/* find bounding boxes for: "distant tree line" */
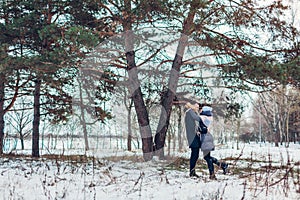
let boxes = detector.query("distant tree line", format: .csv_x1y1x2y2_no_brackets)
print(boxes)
0,0,299,159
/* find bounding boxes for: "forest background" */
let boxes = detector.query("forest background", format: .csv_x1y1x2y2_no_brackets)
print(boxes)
0,0,299,161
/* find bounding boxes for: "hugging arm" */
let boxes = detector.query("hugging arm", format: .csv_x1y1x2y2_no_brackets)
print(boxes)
187,109,201,122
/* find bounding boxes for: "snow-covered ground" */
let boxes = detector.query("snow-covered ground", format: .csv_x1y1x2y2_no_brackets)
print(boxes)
0,142,299,200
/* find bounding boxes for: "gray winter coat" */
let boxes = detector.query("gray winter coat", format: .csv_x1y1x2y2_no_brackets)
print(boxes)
185,108,201,148
199,113,215,155
201,133,215,152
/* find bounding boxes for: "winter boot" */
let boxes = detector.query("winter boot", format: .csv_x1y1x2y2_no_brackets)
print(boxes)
189,169,199,178
209,173,217,180
221,163,229,175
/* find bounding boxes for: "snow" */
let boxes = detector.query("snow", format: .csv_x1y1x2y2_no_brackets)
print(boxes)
0,141,299,200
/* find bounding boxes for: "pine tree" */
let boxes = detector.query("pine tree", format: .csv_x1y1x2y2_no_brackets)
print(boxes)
0,0,112,156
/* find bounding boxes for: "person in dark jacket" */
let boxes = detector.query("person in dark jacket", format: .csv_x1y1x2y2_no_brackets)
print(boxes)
184,102,202,177
200,106,228,180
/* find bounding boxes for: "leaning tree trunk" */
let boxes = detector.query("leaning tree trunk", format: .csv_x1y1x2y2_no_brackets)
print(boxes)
154,4,197,159
125,48,153,161
32,79,41,157
0,73,5,154
153,51,185,158
123,1,153,161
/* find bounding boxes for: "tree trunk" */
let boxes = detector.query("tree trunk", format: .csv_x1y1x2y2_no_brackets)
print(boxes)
274,131,280,147
78,78,89,151
32,79,41,157
127,99,133,151
0,73,4,154
122,0,153,161
236,119,241,150
274,123,280,147
286,108,290,147
177,105,183,152
154,5,197,159
167,131,171,156
82,118,89,151
272,97,279,147
21,135,24,150
125,49,153,161
154,34,189,159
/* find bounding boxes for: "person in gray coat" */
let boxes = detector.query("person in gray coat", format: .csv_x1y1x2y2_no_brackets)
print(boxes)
200,106,228,180
184,102,202,177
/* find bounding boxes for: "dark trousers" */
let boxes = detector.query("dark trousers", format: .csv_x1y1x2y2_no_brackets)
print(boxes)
204,152,220,175
190,147,200,172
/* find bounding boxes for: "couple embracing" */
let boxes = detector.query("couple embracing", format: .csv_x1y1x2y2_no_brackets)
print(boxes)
184,102,228,180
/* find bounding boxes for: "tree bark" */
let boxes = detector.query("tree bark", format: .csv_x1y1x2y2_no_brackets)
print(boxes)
123,0,153,161
154,53,185,158
0,73,4,154
154,5,197,159
32,79,41,157
125,49,153,161
127,99,133,151
236,119,241,150
177,105,183,152
21,135,24,150
78,77,89,151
